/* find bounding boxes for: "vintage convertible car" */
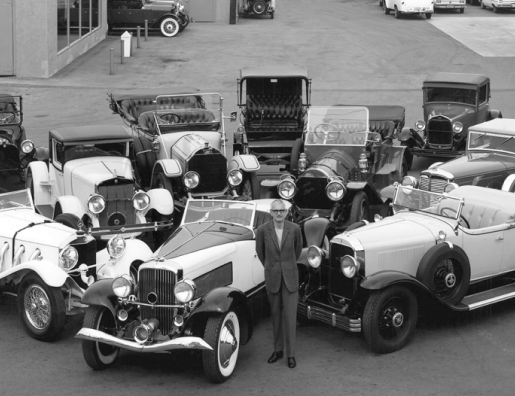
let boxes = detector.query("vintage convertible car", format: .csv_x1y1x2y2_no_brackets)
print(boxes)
26,125,174,243
399,73,502,167
106,0,188,36
109,89,261,220
300,184,515,353
234,66,311,179
382,0,434,18
1,94,48,193
275,105,406,232
406,118,515,194
75,199,277,383
240,0,275,18
0,189,144,340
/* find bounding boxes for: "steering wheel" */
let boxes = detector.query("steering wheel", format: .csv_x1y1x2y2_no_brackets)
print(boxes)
223,217,250,226
313,123,340,142
157,113,181,125
440,207,470,229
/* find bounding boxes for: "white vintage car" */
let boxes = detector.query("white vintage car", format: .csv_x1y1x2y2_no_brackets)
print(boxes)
480,0,515,12
0,189,149,340
26,125,174,243
433,0,466,13
300,184,515,353
75,199,282,383
381,0,434,18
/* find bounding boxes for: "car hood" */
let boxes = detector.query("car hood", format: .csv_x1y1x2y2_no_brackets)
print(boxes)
65,157,133,190
0,209,76,248
433,152,515,179
426,103,475,123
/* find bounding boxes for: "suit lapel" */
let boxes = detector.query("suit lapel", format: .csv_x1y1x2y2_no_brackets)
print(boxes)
268,222,280,253
280,223,290,250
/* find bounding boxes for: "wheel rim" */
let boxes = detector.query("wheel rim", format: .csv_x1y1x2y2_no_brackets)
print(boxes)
253,2,265,13
378,295,410,340
163,20,178,35
218,312,240,374
433,258,462,300
24,285,51,330
96,309,119,364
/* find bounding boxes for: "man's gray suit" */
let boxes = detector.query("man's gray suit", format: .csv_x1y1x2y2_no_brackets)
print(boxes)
255,220,302,357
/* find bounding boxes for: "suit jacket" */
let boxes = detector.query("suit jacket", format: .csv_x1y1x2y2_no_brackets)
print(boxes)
255,220,302,293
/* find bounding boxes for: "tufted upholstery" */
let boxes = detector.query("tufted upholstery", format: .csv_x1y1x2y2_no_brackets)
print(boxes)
460,205,512,230
138,109,216,134
244,95,304,131
369,120,395,139
121,96,202,122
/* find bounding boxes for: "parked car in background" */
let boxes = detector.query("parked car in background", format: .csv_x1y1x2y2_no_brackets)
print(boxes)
109,89,261,222
1,94,49,193
275,105,406,233
405,118,515,194
240,0,275,18
434,0,466,13
480,0,515,13
234,66,311,180
76,199,278,383
26,125,174,244
399,73,502,168
382,0,434,18
300,184,515,353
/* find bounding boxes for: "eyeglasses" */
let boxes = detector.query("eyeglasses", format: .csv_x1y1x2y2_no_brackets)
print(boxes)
271,209,287,214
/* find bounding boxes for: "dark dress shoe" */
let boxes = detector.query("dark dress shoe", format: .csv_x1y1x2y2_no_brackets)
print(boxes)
287,357,296,369
267,351,283,363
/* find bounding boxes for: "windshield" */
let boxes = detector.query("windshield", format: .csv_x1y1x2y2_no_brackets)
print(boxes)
0,95,21,125
182,200,256,228
62,141,130,162
468,131,515,156
306,106,369,146
0,189,34,212
393,186,463,221
426,87,476,105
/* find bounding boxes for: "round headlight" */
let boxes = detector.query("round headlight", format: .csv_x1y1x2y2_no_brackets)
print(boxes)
326,180,346,201
21,140,35,154
341,255,359,278
444,182,459,193
227,169,243,187
402,176,419,189
307,246,323,269
107,235,126,259
183,171,200,189
112,275,132,298
278,179,297,200
414,120,426,131
133,191,150,211
88,194,106,214
59,245,78,270
452,122,463,134
174,279,197,303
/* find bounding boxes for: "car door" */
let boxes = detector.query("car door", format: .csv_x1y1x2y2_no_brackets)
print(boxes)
462,227,504,280
477,83,489,123
501,222,515,272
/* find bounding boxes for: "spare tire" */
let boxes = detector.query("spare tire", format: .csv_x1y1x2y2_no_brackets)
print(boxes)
54,213,81,230
132,136,155,188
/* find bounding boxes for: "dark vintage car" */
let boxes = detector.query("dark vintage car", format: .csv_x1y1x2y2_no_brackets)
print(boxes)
240,0,275,18
234,66,311,179
275,105,406,233
106,0,188,36
398,73,502,168
1,94,48,193
404,118,515,194
300,184,515,353
76,199,276,383
109,89,261,222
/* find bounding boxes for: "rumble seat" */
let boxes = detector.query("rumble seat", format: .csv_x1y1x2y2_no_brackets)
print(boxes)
244,94,305,132
120,96,201,123
138,109,217,134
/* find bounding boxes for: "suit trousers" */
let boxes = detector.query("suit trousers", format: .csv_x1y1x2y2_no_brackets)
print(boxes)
268,275,298,357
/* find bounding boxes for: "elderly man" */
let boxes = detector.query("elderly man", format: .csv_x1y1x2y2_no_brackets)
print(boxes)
255,199,302,369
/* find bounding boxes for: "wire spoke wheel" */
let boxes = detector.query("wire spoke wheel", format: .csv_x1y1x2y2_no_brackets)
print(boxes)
24,285,51,330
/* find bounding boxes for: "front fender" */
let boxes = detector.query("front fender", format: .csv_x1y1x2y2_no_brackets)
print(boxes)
228,154,260,172
56,195,86,218
28,161,52,207
302,217,331,247
360,270,423,291
80,278,117,317
3,260,68,287
96,239,153,280
144,188,174,216
487,109,502,121
154,159,182,178
191,287,249,316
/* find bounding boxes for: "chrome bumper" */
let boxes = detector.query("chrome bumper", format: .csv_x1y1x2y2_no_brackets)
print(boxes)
298,302,362,332
75,328,213,352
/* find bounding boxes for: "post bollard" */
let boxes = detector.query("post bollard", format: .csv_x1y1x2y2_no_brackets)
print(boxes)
110,48,114,75
121,39,124,64
144,20,148,41
131,32,134,54
137,26,141,48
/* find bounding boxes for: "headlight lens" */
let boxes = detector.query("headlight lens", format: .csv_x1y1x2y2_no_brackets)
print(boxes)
59,245,78,270
21,140,35,154
307,246,323,269
277,179,297,199
414,120,426,131
452,122,463,134
183,171,200,189
112,275,132,298
341,255,359,278
326,180,346,201
174,279,197,303
227,169,243,187
402,176,419,189
88,194,106,214
107,235,126,259
133,191,150,211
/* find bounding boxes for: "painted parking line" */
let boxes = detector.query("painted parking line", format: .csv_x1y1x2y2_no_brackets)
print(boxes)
429,17,515,57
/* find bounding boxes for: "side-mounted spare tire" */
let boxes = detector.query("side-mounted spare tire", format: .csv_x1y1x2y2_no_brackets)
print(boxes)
132,136,156,189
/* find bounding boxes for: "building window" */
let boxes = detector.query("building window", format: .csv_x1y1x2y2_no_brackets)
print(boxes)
58,0,100,53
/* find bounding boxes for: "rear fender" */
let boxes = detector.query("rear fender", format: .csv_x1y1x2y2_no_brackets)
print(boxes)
28,161,52,207
228,155,260,172
80,278,117,317
144,188,174,216
56,195,86,218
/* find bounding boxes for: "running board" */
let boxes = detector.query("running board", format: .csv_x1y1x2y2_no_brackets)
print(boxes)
458,283,515,311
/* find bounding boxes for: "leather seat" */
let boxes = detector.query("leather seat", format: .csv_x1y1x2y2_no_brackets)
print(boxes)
138,109,216,133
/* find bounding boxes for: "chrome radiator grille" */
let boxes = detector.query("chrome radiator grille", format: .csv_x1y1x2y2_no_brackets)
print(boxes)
97,181,135,227
419,175,448,193
427,117,453,146
139,268,177,335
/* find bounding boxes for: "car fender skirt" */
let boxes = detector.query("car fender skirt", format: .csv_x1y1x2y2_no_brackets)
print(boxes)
75,328,213,352
360,270,424,291
81,278,117,317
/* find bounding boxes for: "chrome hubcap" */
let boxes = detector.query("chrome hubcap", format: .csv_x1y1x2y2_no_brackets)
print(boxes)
392,312,404,328
445,273,456,288
219,320,238,368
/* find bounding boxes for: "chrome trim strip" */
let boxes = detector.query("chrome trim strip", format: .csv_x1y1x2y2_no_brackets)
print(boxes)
0,242,9,272
467,291,515,310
